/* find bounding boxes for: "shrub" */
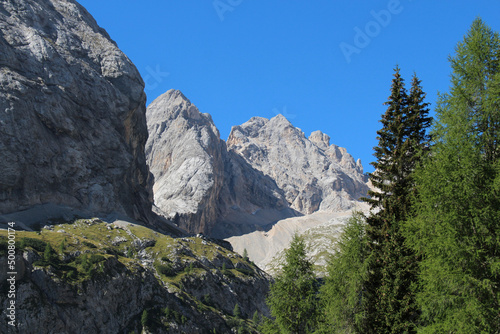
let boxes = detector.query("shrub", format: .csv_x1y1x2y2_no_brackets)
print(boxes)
19,237,47,252
227,318,241,328
203,294,213,306
141,309,149,328
82,241,97,249
163,307,172,319
233,304,242,319
184,262,194,274
236,268,253,276
155,263,175,277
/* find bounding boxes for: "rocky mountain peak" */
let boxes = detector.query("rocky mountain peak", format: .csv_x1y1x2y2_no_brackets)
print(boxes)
146,91,293,235
147,90,369,235
270,113,292,125
227,116,267,143
146,90,224,233
228,114,368,214
149,89,215,126
227,114,305,152
309,130,331,150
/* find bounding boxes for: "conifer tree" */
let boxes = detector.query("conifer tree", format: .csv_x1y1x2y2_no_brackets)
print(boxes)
318,212,368,333
405,18,500,333
43,243,55,263
362,66,431,333
252,310,260,325
233,303,242,319
141,309,149,329
264,233,319,334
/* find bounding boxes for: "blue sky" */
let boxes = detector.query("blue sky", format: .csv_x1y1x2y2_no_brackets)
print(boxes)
78,0,500,173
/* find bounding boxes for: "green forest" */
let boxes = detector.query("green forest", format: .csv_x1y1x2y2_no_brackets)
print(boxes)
259,18,500,334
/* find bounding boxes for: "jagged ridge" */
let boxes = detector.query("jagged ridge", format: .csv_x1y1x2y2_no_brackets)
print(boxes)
146,90,369,237
228,115,368,214
146,90,298,237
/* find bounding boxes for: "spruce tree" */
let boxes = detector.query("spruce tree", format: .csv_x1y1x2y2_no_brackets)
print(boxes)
362,66,431,333
405,18,500,333
264,233,319,334
252,310,260,325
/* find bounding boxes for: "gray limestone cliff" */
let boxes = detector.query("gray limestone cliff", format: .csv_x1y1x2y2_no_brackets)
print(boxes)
146,90,295,236
0,0,152,222
0,1,274,333
227,115,368,214
146,90,368,236
146,90,225,233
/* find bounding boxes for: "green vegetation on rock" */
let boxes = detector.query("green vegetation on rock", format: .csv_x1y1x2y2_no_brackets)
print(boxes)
0,218,268,333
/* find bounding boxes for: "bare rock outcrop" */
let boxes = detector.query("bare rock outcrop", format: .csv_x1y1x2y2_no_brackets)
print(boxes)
0,0,151,221
227,115,368,214
146,90,226,233
146,90,294,235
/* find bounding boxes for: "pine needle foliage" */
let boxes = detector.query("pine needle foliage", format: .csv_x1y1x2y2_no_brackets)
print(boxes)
318,212,369,333
264,233,319,334
362,66,432,333
405,17,500,333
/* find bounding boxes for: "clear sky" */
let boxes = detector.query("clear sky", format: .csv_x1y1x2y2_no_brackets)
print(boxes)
78,0,500,173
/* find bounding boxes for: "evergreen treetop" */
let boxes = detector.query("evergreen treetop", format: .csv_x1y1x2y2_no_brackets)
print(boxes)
264,233,319,334
405,17,500,333
361,66,431,334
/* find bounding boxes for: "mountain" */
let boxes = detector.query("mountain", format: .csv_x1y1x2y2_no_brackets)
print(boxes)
146,90,297,237
0,0,371,331
0,0,151,224
145,90,227,233
0,1,270,332
227,115,368,214
145,91,371,274
146,90,369,238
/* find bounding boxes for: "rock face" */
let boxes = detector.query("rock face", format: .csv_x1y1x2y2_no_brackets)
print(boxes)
227,115,368,214
146,90,226,233
0,220,270,333
0,0,151,221
147,90,369,236
146,90,295,235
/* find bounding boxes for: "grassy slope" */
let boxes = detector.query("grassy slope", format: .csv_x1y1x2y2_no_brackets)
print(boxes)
0,218,262,332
